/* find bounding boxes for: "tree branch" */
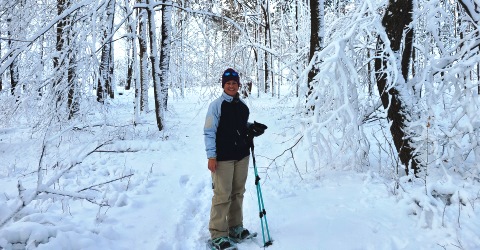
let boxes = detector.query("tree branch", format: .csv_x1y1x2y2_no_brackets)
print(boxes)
77,174,134,192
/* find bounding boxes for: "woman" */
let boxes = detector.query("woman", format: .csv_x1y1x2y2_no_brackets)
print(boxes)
204,68,266,250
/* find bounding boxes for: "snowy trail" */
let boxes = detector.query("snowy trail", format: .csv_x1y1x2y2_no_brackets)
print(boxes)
108,97,428,250
171,175,211,250
116,164,429,250
106,96,433,250
4,92,478,250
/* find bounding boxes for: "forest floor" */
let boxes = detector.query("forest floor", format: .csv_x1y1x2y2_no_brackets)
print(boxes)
1,88,479,250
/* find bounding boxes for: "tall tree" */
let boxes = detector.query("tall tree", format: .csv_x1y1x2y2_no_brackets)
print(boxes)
159,0,172,112
54,0,68,91
122,0,141,124
261,0,273,94
0,29,2,92
374,0,419,175
137,0,149,112
7,13,19,98
123,0,135,91
54,0,78,119
97,0,116,102
457,0,480,71
307,0,324,99
6,0,26,99
145,0,165,131
67,43,78,119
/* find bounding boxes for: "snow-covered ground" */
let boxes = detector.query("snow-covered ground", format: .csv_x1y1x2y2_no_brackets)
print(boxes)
1,88,479,250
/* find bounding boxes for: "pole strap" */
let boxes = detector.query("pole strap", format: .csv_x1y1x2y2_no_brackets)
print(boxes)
255,175,260,185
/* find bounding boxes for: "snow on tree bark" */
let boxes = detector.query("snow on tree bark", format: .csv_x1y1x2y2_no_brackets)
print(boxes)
159,0,172,112
457,0,480,23
124,3,135,91
97,0,116,103
307,0,324,100
138,0,149,113
145,0,165,131
375,0,420,175
54,0,78,119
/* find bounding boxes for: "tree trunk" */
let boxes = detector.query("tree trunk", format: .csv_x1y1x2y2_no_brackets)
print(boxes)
54,0,73,112
411,37,417,96
9,54,19,98
54,0,67,77
124,0,134,91
0,28,2,92
125,17,133,91
145,0,164,131
106,0,115,99
180,0,186,98
53,0,78,119
367,47,373,95
307,0,324,100
262,3,270,94
132,8,141,125
295,0,299,97
138,0,149,112
253,12,260,97
159,1,171,111
126,50,134,91
7,17,19,98
268,5,274,97
97,0,116,102
374,0,419,175
67,50,77,119
37,34,46,97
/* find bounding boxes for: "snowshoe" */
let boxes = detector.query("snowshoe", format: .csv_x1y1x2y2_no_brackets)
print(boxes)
228,226,258,243
206,236,238,250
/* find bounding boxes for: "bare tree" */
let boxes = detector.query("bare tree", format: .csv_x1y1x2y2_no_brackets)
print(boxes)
0,36,2,92
137,0,149,112
159,0,172,112
374,0,419,175
457,0,480,23
145,0,165,131
54,0,79,119
123,0,135,91
307,0,325,101
97,0,116,102
7,14,19,98
261,0,273,94
0,1,28,98
0,22,2,92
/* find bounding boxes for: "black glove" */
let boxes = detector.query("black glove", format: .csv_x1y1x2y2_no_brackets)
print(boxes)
248,121,268,137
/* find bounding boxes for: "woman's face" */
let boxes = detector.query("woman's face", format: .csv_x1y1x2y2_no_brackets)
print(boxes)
223,80,239,97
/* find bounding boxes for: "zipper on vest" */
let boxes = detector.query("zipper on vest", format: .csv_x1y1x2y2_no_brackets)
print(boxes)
235,130,240,145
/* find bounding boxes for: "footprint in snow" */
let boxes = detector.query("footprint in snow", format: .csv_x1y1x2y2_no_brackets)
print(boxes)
174,178,211,248
179,174,190,186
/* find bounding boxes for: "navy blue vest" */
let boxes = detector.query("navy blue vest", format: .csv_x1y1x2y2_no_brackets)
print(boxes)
216,98,250,161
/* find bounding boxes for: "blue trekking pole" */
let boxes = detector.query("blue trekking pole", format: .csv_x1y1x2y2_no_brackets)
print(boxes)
250,139,273,247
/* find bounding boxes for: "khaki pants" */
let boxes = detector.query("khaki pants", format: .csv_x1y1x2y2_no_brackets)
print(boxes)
209,156,249,239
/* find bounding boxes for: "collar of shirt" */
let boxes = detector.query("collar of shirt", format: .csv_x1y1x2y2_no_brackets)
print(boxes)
222,91,240,103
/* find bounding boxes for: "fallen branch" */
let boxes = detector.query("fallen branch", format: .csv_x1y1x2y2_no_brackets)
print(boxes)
0,140,112,229
94,149,140,153
78,174,134,192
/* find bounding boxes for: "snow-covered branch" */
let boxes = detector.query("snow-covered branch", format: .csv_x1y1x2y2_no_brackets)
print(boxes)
0,139,113,229
0,1,91,75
